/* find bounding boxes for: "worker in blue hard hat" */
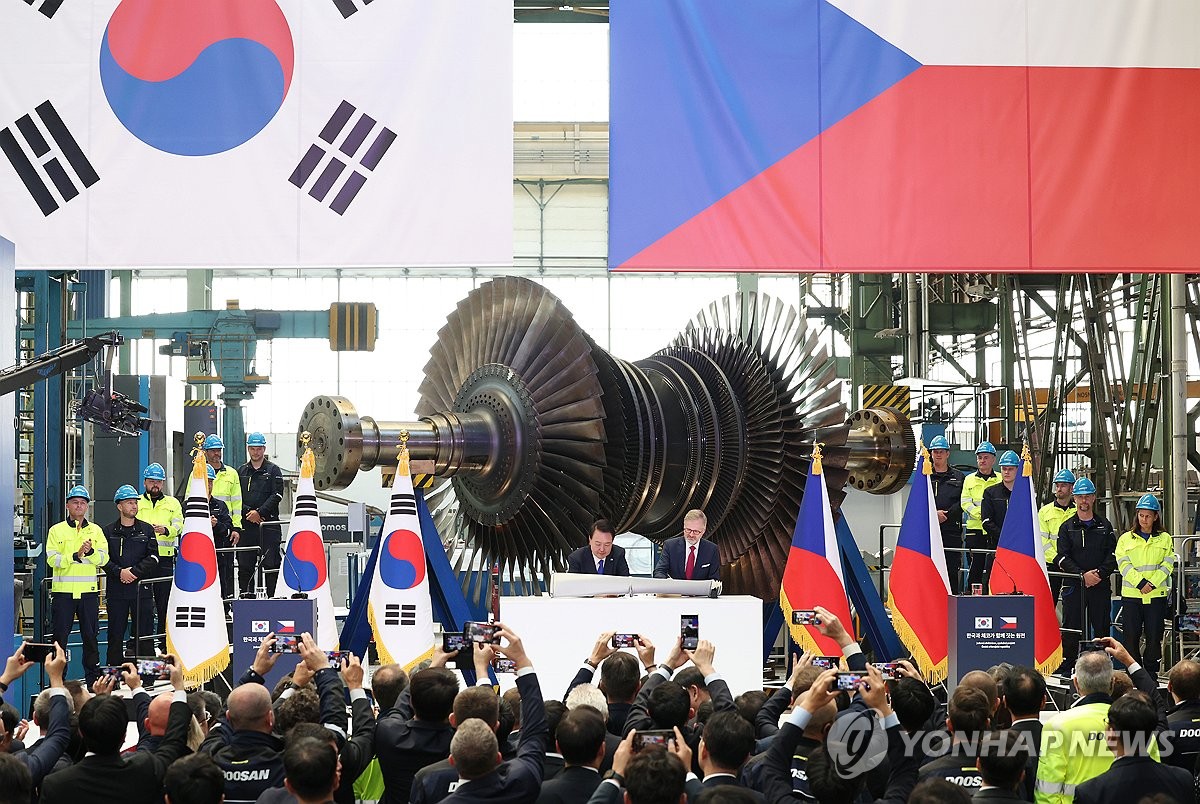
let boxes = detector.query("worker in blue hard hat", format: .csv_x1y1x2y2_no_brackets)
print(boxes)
46,485,108,685
237,432,285,597
961,440,1001,592
1038,469,1077,603
978,450,1021,592
138,462,183,641
1115,494,1173,674
1054,476,1117,665
203,435,241,601
928,435,966,594
102,484,158,664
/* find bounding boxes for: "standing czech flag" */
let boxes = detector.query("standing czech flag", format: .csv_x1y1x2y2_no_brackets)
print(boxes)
166,437,230,685
990,445,1063,673
277,438,339,650
780,444,854,656
888,446,951,682
368,439,435,670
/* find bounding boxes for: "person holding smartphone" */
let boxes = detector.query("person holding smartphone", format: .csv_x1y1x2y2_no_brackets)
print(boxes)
1115,494,1174,675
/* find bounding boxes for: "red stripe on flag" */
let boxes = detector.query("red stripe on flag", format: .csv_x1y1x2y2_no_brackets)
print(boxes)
781,546,853,656
991,547,1059,668
888,545,949,665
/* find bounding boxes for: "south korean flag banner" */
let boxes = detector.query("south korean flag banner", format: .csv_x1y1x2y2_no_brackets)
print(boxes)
368,446,434,671
166,444,230,685
277,444,339,650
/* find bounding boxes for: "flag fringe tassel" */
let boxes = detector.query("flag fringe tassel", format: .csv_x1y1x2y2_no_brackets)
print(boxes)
166,636,230,687
1037,642,1064,677
368,602,434,671
886,595,948,685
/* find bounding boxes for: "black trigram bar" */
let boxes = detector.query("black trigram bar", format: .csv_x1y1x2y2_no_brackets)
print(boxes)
390,492,417,516
384,603,400,627
331,0,373,20
294,496,319,517
24,0,67,19
0,100,98,216
185,499,210,518
174,606,205,628
400,604,416,626
288,100,395,215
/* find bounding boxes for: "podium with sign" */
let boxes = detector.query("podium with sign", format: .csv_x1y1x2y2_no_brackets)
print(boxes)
233,598,316,690
948,595,1035,684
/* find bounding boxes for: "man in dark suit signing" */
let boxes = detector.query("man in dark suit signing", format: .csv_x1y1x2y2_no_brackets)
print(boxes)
566,519,630,576
653,509,721,581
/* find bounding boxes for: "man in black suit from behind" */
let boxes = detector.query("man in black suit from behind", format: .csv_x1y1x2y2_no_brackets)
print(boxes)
653,509,721,581
40,654,193,804
697,711,764,800
566,520,630,577
1001,665,1045,801
1075,691,1193,804
537,706,607,803
972,730,1029,801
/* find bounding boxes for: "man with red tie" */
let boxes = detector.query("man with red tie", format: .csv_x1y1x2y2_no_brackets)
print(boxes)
652,509,721,581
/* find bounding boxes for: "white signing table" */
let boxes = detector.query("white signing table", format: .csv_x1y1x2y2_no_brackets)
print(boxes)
499,595,763,695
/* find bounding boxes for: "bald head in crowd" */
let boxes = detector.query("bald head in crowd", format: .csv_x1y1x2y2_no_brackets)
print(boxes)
146,694,173,737
227,683,273,733
1168,659,1200,703
959,670,999,714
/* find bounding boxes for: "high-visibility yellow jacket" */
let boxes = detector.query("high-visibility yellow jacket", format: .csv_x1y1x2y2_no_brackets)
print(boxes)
1038,501,1075,564
1115,529,1174,601
46,518,108,597
210,464,242,529
137,493,183,557
961,471,1000,533
1036,699,1160,804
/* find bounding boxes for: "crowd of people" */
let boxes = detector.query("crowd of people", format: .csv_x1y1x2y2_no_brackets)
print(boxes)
931,438,1177,674
4,604,1200,804
38,432,285,686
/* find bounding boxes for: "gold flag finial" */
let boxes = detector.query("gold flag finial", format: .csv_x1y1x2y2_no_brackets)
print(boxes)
299,431,315,479
191,433,208,479
810,442,824,475
397,429,410,475
919,442,932,476
1020,441,1033,477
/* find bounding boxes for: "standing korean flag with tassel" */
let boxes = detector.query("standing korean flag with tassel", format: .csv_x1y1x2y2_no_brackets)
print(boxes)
368,431,435,670
277,432,339,650
165,434,230,685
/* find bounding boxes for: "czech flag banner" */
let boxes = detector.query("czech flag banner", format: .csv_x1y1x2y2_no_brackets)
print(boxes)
887,446,950,683
780,445,853,656
368,445,434,670
990,445,1062,674
165,444,230,685
277,444,338,650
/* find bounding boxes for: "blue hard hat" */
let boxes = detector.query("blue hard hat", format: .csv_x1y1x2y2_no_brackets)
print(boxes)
975,441,997,455
206,464,217,480
1072,477,1096,495
929,435,951,451
114,484,140,502
1136,494,1161,512
246,432,267,447
202,434,224,450
66,485,90,502
1052,469,1076,485
997,450,1020,468
142,463,166,481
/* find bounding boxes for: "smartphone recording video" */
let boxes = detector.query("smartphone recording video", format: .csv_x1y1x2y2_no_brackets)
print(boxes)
836,672,865,691
269,635,301,654
612,633,639,649
443,633,469,653
680,615,699,650
22,643,55,663
810,656,841,671
871,662,900,680
1177,614,1200,633
791,609,820,626
633,730,673,752
465,621,501,644
136,659,172,680
493,658,518,673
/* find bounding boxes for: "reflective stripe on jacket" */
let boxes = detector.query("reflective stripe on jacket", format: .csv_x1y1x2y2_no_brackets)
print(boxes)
1115,529,1174,601
961,471,1000,532
1038,502,1075,564
46,519,108,597
210,465,242,529
138,493,183,557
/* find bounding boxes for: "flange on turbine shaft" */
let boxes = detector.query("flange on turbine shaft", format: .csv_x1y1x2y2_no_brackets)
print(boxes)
298,277,915,600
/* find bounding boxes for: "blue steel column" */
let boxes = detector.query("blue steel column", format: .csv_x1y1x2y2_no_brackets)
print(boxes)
30,272,65,642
